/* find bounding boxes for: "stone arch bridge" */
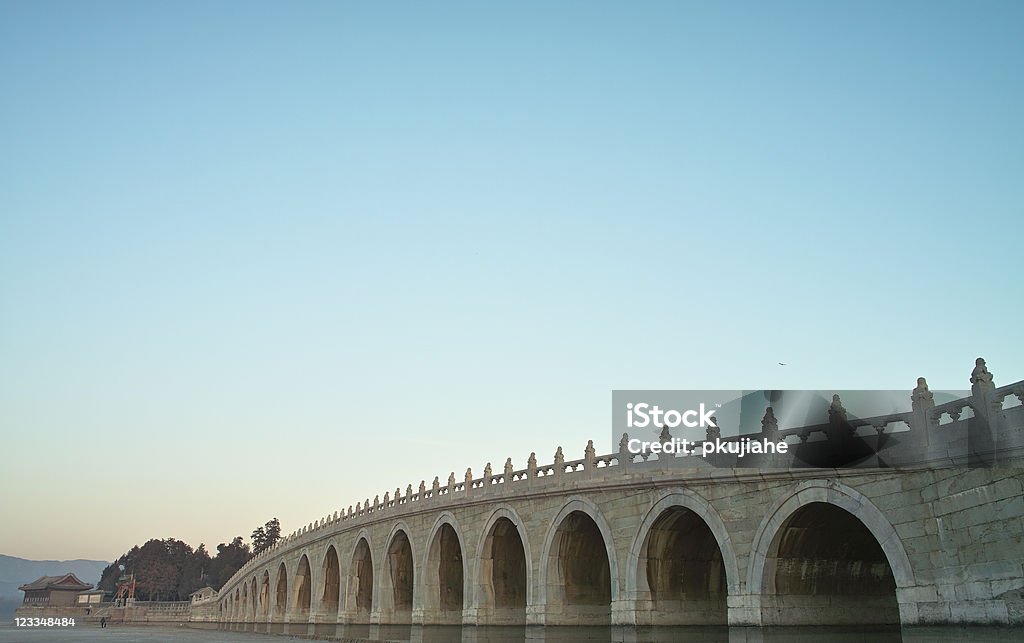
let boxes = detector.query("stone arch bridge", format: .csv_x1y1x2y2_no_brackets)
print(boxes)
217,361,1024,627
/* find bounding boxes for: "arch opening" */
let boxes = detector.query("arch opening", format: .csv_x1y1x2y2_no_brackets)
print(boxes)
259,571,270,619
320,546,341,621
250,578,257,620
637,506,726,625
295,555,312,617
425,522,464,623
274,563,287,620
480,516,527,624
386,530,414,621
348,537,374,621
547,510,611,625
762,501,898,625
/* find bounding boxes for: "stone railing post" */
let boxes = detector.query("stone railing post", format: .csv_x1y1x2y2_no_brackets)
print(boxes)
527,452,537,484
827,393,849,442
761,406,778,440
553,447,564,478
760,406,783,466
658,425,672,451
464,468,473,497
911,377,934,445
971,356,996,400
619,432,632,470
447,472,456,495
706,423,720,441
483,462,492,488
971,357,998,419
969,357,999,463
584,439,596,478
431,476,440,497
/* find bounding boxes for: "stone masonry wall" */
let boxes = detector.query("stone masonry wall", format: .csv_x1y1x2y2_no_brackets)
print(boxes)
217,464,1024,626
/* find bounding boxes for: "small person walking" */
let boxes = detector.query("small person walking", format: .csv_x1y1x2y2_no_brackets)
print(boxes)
100,616,107,628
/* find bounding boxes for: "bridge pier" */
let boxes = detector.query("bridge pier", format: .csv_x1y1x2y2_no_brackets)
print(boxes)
525,603,545,626
610,598,635,626
726,593,762,626
460,606,480,626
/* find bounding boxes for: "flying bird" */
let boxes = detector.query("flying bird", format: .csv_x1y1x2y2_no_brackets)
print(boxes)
778,362,787,366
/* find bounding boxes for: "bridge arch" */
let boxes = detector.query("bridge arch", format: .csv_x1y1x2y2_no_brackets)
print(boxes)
474,505,532,624
344,529,374,622
259,570,271,619
250,576,258,620
291,552,313,620
747,479,915,625
379,521,417,623
538,496,619,625
318,543,342,622
242,581,250,621
626,489,737,625
421,512,468,624
273,561,288,620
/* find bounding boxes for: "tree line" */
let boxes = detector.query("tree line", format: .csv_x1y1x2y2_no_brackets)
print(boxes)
97,518,281,601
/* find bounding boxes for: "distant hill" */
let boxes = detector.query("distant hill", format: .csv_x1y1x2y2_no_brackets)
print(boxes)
0,554,108,599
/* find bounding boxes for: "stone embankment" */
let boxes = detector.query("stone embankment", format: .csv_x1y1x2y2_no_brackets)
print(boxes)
15,601,193,625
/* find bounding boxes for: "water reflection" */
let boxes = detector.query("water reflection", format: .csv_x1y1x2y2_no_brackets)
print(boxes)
204,622,1020,642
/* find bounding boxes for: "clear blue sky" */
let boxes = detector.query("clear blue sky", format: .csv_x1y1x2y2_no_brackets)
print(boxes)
1,1,1021,561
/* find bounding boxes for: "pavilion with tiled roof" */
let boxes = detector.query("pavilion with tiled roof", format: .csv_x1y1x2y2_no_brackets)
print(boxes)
19,573,93,607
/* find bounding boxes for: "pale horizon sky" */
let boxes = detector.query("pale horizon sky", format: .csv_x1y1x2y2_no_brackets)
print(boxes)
1,1,1022,562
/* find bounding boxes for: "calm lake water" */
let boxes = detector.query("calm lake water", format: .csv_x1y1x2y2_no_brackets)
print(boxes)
1,623,1023,643
2,622,1024,643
